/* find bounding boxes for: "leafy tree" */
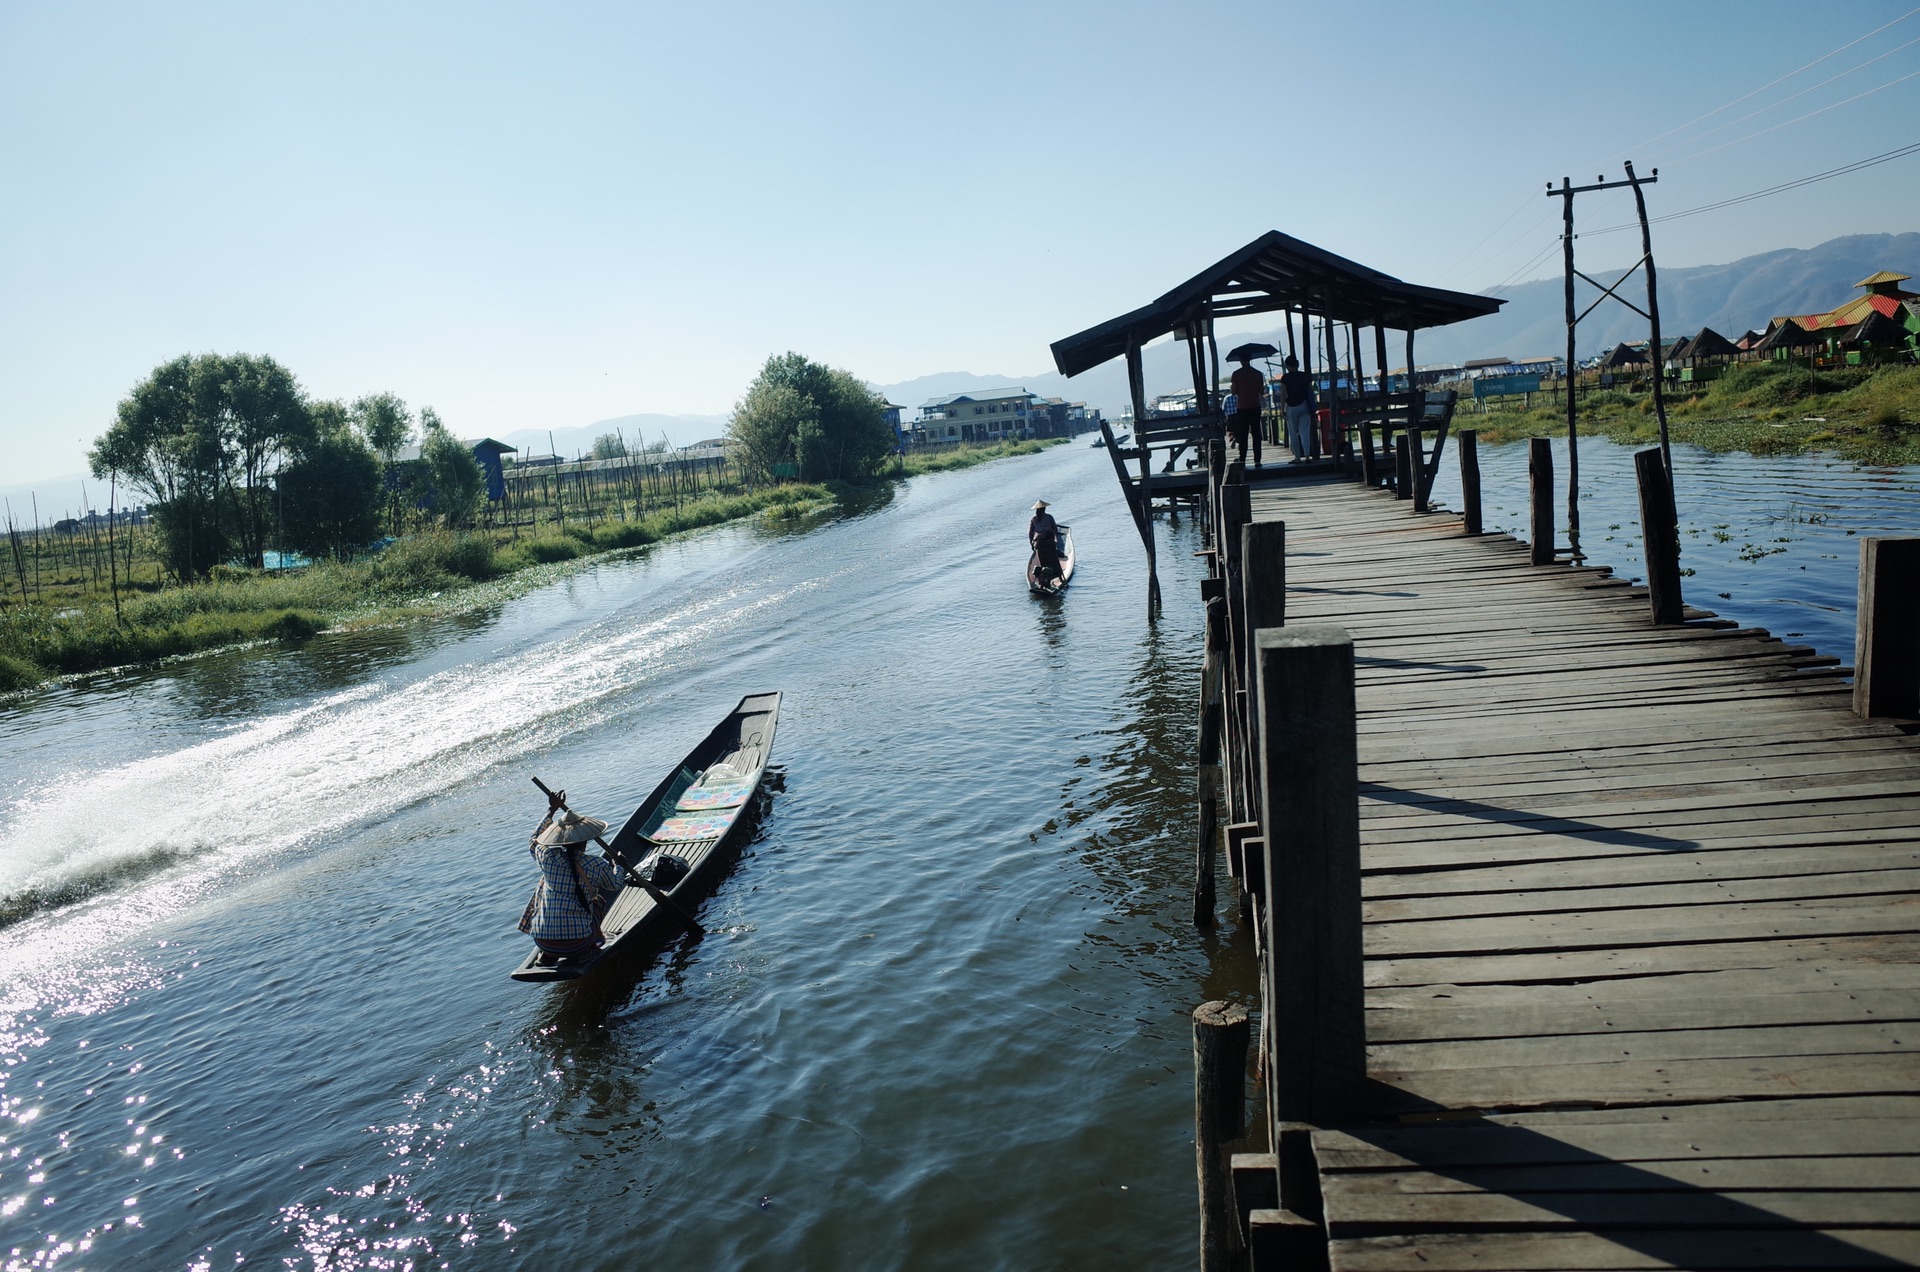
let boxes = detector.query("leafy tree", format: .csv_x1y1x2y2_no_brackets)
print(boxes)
420,423,485,529
727,352,892,482
92,355,236,580
220,354,314,568
592,432,628,460
352,392,413,462
278,402,381,559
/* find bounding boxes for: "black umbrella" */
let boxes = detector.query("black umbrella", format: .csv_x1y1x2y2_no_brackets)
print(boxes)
1225,341,1279,362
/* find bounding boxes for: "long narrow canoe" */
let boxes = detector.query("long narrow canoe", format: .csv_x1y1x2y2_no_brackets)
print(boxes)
510,691,782,982
1027,524,1074,596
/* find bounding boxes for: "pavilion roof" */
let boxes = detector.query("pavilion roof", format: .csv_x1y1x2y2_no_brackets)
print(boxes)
1049,231,1503,378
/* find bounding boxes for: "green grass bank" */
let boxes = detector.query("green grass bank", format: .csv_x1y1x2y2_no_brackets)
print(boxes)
1458,362,1920,465
0,438,1063,694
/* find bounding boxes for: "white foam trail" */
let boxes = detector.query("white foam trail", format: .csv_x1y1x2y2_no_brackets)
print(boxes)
0,580,794,983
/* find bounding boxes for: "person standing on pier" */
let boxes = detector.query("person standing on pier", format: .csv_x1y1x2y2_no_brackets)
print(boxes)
1229,354,1265,467
1029,500,1062,580
1279,355,1317,462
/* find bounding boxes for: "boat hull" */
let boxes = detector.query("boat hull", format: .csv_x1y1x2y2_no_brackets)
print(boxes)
1027,525,1074,596
509,691,782,983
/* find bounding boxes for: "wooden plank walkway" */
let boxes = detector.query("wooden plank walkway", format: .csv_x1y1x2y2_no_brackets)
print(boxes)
1244,468,1920,1270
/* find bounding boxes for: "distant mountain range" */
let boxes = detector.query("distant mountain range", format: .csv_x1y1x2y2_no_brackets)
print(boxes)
870,232,1920,418
493,412,730,460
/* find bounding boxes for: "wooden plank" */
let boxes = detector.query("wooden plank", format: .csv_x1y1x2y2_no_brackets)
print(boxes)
1366,894,1920,958
1367,1050,1920,1111
1365,844,1920,901
1325,1154,1920,1193
1371,1020,1919,1071
1328,1228,1920,1270
1366,932,1920,989
1368,987,1920,1043
1364,868,1920,923
1324,1187,1920,1231
1313,1117,1920,1167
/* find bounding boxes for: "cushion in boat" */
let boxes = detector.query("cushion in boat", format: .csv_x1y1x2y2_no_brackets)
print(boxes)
649,812,736,842
674,779,756,811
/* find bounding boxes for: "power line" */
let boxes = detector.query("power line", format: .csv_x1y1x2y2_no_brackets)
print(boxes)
1674,67,1920,162
1582,140,1920,237
1649,34,1920,158
1615,5,1920,159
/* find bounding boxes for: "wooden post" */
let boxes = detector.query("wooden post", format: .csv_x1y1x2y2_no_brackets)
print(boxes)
1242,520,1286,834
1220,484,1253,822
1854,537,1920,719
1634,447,1684,624
1393,433,1413,501
1528,437,1554,566
1458,429,1482,535
1194,1000,1250,1272
1254,625,1365,1128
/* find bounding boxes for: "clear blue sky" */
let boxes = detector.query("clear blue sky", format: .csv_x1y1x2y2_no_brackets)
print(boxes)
3,0,1916,484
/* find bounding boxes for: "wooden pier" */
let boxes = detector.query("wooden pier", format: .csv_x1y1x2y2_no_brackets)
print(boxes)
1205,461,1920,1271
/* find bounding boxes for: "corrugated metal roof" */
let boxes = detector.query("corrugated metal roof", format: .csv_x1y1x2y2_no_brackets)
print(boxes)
1049,231,1502,379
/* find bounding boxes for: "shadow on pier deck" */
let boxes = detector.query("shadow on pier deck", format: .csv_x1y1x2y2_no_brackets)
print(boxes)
1207,461,1920,1271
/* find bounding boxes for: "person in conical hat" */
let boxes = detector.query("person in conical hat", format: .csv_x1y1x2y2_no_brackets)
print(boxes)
1028,500,1061,579
518,807,623,958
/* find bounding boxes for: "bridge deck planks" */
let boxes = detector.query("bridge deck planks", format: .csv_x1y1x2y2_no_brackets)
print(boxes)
1244,472,1920,1271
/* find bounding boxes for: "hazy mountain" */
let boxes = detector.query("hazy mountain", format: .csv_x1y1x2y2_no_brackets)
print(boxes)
876,233,1920,417
494,412,729,460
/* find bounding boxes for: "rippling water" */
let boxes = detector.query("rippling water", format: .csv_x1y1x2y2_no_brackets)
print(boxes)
1427,435,1920,661
0,445,1257,1271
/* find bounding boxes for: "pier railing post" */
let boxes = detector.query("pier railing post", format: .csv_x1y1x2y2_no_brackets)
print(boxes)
1254,624,1365,1133
1193,1000,1250,1272
1241,521,1287,835
1528,437,1554,565
1855,537,1920,719
1458,429,1482,535
1220,483,1254,823
1633,448,1684,625
1393,433,1413,501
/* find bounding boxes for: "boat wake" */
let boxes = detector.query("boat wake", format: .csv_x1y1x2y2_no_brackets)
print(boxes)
0,578,796,974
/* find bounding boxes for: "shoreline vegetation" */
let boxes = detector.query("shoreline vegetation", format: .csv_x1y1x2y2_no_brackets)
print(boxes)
1454,362,1920,465
0,438,1063,695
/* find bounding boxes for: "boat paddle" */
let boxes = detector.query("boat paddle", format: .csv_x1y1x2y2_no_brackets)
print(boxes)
530,776,706,938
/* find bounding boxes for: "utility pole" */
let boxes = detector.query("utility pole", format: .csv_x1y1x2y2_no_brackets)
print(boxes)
1546,164,1665,564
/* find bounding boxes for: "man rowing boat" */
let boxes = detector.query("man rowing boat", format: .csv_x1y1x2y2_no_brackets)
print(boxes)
1029,499,1062,581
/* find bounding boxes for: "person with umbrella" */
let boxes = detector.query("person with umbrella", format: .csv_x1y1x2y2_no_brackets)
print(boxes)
1225,342,1275,467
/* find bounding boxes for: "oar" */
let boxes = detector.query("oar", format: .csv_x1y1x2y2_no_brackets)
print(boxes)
531,776,705,937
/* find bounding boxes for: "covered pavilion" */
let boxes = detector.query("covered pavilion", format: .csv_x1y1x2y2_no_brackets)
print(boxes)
1049,231,1502,614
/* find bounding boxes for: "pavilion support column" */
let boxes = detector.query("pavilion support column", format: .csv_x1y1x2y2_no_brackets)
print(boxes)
1127,338,1161,620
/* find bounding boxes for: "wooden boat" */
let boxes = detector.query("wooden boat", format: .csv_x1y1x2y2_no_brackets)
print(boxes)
1027,524,1074,596
510,691,782,982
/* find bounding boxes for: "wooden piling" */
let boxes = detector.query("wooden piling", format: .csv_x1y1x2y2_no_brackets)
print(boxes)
1633,447,1684,624
1393,433,1413,501
1528,437,1554,566
1458,428,1482,535
1253,625,1364,1127
1854,536,1920,719
1194,1000,1251,1272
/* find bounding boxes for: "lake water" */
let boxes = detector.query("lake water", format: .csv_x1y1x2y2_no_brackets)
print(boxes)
3,435,1913,1271
1425,434,1920,662
0,443,1253,1272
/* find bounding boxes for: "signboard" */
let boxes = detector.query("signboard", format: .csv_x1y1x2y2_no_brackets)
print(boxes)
1473,374,1542,399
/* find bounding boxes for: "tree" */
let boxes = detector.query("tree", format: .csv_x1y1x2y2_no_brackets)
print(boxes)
592,432,628,459
220,354,314,568
91,355,230,581
352,392,413,463
420,423,485,529
278,402,381,559
727,352,893,482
